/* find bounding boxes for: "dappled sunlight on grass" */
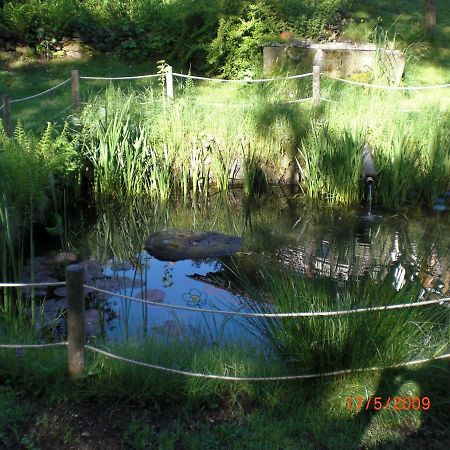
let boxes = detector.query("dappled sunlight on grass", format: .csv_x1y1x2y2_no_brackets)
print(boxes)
343,0,449,85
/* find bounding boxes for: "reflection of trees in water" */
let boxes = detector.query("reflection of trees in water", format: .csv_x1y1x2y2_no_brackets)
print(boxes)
275,208,449,295
84,190,449,295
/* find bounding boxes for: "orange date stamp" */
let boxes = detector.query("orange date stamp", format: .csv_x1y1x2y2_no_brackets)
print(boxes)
346,396,431,411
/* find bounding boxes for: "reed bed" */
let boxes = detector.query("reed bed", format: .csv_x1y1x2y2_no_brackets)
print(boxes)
79,85,307,200
77,82,449,208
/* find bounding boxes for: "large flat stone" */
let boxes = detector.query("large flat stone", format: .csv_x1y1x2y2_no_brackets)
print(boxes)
144,229,242,261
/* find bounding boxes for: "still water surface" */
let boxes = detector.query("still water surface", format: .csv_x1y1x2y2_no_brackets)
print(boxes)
77,189,448,344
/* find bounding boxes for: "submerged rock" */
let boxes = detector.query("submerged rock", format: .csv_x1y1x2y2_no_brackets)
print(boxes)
137,289,165,303
52,252,78,264
144,229,242,261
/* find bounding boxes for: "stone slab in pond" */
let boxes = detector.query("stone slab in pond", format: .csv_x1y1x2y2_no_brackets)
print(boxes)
144,229,242,261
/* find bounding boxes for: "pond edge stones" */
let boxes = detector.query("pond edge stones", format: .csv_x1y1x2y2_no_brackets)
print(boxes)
144,229,243,261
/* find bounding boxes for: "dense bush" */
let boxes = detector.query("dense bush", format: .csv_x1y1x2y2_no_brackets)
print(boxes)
0,0,350,73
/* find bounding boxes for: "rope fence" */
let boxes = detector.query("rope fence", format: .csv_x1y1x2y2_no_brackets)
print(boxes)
323,74,450,90
1,279,448,318
84,347,450,381
183,97,314,108
1,266,449,380
79,74,160,81
0,281,66,288
2,65,449,135
172,72,313,83
83,284,450,318
0,342,67,349
9,78,71,104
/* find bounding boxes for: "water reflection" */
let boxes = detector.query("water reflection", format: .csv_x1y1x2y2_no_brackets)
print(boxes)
83,189,449,344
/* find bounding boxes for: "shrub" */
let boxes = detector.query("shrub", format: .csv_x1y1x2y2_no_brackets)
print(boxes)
1,1,350,72
207,2,282,78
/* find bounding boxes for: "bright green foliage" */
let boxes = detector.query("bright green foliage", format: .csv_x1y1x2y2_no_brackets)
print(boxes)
208,2,282,78
239,267,448,373
0,121,79,218
0,121,79,292
79,85,297,200
299,124,364,205
1,0,351,71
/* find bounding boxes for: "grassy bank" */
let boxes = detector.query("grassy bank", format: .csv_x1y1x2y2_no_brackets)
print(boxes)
2,361,448,449
1,292,448,449
77,83,449,207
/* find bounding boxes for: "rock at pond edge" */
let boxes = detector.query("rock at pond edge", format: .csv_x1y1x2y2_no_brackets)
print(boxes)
144,229,242,261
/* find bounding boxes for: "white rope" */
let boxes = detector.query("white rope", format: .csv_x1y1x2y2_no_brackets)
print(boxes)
10,79,71,104
80,74,160,81
280,97,313,104
324,74,450,90
0,342,67,349
83,285,450,318
184,97,313,108
86,346,450,381
139,99,162,105
191,100,253,108
320,97,340,103
0,282,65,288
172,72,313,83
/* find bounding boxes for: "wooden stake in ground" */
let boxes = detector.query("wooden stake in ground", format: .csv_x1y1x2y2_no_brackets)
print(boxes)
165,65,174,100
313,66,321,106
67,264,86,377
2,95,12,137
425,0,437,39
71,69,81,109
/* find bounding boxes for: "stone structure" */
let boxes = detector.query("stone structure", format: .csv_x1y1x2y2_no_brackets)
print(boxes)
263,41,405,85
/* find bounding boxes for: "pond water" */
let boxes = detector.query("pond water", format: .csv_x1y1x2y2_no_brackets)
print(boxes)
27,188,450,345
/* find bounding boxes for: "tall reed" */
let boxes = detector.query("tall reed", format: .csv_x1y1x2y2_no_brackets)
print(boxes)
298,124,364,205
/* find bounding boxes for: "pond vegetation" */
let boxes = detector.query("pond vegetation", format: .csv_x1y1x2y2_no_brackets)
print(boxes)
1,1,449,448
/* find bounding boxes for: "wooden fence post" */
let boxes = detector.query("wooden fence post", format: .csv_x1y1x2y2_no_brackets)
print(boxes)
66,264,85,377
312,65,320,106
2,95,12,137
425,0,436,39
165,65,174,101
71,69,81,109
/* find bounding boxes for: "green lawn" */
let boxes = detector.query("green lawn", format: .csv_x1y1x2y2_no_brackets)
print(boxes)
1,0,449,131
1,351,448,449
343,0,450,85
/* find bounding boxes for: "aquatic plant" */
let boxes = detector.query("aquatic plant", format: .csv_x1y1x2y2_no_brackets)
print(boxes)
298,123,364,205
238,267,448,373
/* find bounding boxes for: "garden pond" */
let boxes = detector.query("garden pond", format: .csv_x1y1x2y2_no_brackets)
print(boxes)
21,188,450,346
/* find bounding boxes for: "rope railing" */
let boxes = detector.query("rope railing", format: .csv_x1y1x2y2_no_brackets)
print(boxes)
183,96,314,108
0,342,67,349
79,74,160,81
172,72,313,83
3,66,448,129
9,78,71,104
323,74,450,90
1,280,448,318
83,285,450,318
1,339,447,381
85,346,450,381
0,281,66,288
1,267,449,381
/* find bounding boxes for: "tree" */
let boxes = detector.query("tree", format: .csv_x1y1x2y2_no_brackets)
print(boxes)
425,0,436,38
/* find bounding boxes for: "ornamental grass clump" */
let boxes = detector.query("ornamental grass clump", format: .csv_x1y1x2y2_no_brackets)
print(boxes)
238,267,448,374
